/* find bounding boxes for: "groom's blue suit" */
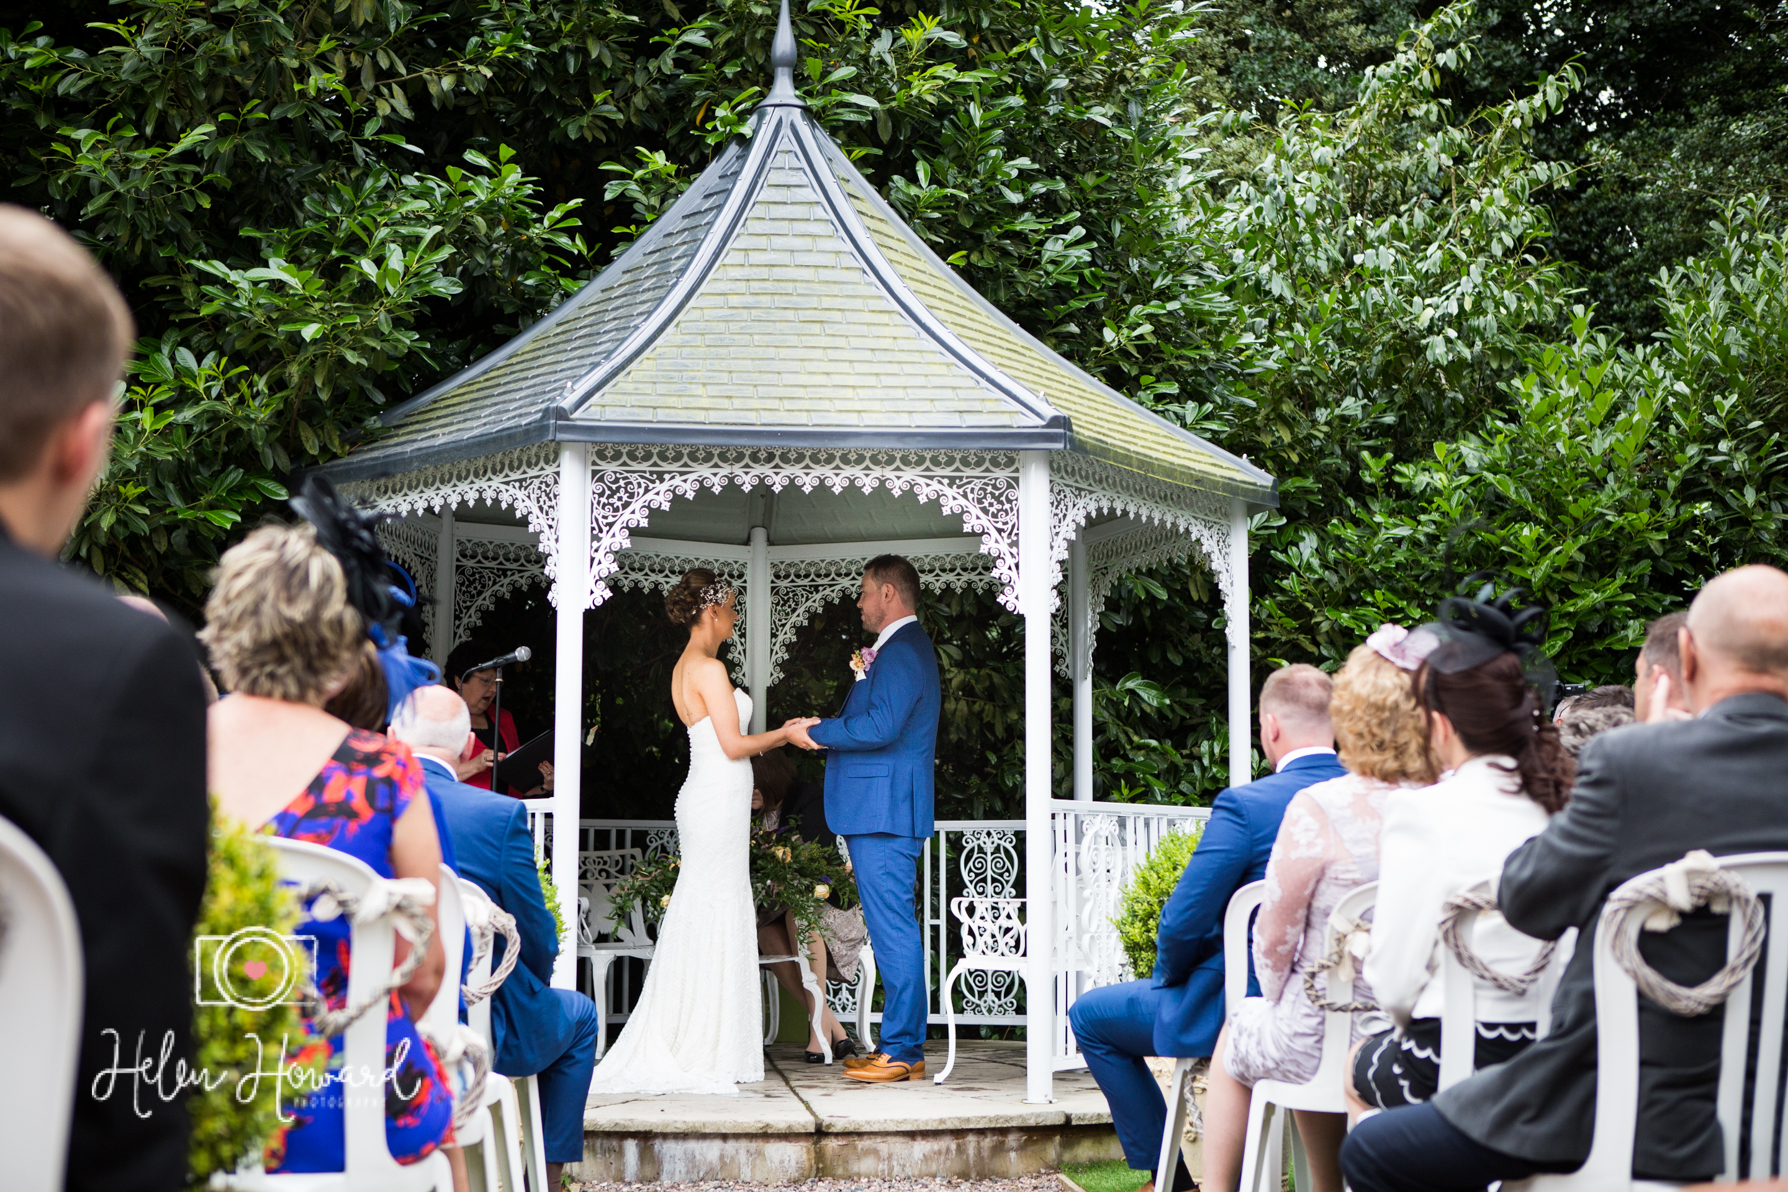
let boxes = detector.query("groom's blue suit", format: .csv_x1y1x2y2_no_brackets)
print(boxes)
809,618,940,1064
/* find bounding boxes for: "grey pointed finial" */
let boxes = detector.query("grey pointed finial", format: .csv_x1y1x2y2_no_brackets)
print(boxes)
761,0,805,107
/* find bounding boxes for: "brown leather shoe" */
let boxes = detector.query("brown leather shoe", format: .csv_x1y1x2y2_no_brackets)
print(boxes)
843,1055,926,1082
841,1050,881,1070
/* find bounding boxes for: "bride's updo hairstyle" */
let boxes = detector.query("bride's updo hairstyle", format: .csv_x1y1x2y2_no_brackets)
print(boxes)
665,567,733,628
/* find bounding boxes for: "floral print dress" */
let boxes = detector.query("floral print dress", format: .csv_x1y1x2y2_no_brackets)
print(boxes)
262,731,455,1172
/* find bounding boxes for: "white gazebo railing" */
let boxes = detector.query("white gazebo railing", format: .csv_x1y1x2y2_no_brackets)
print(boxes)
541,802,1210,1061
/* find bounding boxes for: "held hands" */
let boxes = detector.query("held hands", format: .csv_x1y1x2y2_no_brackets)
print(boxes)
782,717,822,751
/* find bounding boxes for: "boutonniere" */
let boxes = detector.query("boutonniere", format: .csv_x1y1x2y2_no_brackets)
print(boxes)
849,647,878,682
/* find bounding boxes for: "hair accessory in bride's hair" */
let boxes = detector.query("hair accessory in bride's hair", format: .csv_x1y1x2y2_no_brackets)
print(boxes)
698,581,733,614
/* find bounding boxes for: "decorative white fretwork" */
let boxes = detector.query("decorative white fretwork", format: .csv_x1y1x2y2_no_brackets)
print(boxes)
453,537,550,651
949,829,1023,1016
607,551,752,685
1049,453,1238,678
375,518,439,640
585,447,1020,612
344,445,565,592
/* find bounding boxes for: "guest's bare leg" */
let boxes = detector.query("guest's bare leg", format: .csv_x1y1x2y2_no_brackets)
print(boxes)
775,911,844,1050
1291,1110,1347,1192
802,922,847,1045
446,1145,470,1192
757,920,808,1013
1202,1025,1251,1192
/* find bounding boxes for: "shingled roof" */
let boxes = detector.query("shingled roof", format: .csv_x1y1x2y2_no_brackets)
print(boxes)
323,9,1275,507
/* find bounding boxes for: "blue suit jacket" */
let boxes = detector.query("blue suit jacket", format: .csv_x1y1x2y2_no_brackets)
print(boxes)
809,620,941,839
421,760,567,1075
1149,751,1347,1058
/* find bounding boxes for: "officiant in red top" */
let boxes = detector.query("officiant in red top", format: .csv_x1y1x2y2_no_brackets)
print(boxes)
446,638,543,797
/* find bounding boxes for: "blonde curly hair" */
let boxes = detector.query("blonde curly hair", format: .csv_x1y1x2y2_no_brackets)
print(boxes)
1331,644,1434,785
200,523,364,705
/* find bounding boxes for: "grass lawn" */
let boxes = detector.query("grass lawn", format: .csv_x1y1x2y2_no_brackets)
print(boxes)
1061,1160,1151,1192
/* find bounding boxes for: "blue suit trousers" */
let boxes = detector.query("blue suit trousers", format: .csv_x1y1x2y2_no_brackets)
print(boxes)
528,988,600,1163
1069,980,1195,1190
847,832,927,1064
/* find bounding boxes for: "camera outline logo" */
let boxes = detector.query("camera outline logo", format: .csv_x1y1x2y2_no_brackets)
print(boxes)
193,928,318,1011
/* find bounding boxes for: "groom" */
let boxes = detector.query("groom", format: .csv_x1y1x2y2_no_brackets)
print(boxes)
788,554,940,1082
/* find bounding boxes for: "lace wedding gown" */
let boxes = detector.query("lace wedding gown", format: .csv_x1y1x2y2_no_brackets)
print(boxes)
588,687,764,1095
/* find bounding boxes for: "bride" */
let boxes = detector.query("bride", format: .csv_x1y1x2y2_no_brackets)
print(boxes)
589,568,817,1095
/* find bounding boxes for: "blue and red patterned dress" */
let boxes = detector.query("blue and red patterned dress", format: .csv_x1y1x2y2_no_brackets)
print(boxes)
262,730,456,1172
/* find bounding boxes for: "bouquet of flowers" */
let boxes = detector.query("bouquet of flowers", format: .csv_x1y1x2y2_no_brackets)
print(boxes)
607,829,857,944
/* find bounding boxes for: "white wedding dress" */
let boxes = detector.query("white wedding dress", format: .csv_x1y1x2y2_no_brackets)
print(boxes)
588,687,764,1094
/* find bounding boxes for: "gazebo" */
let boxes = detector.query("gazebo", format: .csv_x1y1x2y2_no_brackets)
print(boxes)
323,0,1275,1103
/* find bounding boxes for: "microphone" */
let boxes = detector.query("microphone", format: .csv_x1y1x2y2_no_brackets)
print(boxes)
463,646,531,681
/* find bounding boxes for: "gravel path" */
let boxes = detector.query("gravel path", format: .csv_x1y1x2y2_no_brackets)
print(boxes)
576,1177,1067,1192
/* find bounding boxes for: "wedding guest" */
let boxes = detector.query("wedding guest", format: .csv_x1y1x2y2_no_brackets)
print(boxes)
1349,589,1571,1118
751,747,866,1062
204,523,456,1173
0,204,209,1192
391,686,598,1190
1635,610,1692,722
1201,631,1437,1192
1340,566,1788,1192
1554,685,1635,759
1067,664,1345,1192
446,638,538,795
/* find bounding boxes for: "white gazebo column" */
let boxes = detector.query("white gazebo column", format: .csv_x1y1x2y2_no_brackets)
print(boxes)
1069,534,1092,802
550,443,591,989
746,525,770,733
432,506,455,669
1227,497,1252,788
1018,451,1055,1103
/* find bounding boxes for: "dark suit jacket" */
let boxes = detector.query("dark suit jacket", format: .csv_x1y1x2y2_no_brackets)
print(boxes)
424,762,572,1076
776,780,834,849
1436,693,1788,1180
810,620,941,838
0,531,209,1191
1150,751,1347,1057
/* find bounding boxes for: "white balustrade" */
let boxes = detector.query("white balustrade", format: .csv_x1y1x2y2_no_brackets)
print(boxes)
553,803,1207,1061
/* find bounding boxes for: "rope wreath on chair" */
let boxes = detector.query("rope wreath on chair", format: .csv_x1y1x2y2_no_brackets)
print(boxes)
1438,886,1557,996
460,896,521,1007
425,1023,494,1132
1304,914,1380,1014
296,876,438,1038
1603,850,1766,1018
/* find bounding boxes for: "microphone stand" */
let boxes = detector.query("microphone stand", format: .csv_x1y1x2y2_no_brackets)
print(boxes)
488,675,504,795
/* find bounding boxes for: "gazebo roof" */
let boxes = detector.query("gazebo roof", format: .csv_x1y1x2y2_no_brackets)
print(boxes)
325,21,1275,509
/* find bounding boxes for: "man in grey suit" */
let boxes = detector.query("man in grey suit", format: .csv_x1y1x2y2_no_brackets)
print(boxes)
1342,564,1788,1191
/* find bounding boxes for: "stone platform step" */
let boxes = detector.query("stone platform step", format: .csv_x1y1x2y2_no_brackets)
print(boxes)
578,1042,1122,1182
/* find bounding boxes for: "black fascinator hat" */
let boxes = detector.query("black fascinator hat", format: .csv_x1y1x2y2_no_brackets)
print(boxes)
290,475,440,719
1419,573,1558,709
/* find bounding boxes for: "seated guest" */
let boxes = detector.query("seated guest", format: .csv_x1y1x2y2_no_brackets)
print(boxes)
1554,684,1635,759
1635,610,1692,722
1201,630,1437,1192
1349,589,1572,1117
0,204,209,1192
391,686,598,1190
1341,565,1788,1192
445,638,532,795
751,747,866,1062
204,522,455,1173
1069,664,1345,1192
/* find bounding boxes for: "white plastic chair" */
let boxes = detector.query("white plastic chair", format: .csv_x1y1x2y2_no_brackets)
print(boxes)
935,896,1027,1083
576,849,655,1058
0,814,83,1192
217,837,453,1191
1154,879,1265,1192
1435,882,1574,1093
1505,851,1788,1191
456,876,542,1192
1158,880,1378,1192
